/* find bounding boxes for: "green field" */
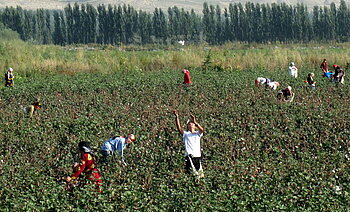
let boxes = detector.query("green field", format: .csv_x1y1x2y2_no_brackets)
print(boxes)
0,37,349,210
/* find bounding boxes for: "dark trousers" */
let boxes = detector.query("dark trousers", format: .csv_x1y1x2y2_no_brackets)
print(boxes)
185,156,201,173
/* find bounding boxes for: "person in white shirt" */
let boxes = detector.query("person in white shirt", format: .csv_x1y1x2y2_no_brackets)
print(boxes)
174,110,204,178
288,62,298,78
255,77,279,90
266,81,280,90
255,77,271,87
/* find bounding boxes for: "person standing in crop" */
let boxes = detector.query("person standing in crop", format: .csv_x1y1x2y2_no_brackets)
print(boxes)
66,142,102,192
4,67,14,87
182,69,192,87
320,59,328,73
173,110,204,179
288,62,298,78
100,134,136,165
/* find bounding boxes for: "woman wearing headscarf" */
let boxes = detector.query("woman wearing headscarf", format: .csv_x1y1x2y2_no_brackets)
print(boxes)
66,142,102,192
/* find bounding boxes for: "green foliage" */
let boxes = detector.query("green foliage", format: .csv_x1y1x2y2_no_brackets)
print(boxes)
1,1,350,45
0,27,20,41
0,42,350,210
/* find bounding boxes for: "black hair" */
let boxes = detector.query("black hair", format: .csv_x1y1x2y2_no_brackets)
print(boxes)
78,141,91,152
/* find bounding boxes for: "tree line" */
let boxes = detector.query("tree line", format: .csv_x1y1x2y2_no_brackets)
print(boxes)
0,1,349,45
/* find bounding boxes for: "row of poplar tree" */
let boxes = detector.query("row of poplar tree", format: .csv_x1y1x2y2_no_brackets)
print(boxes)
1,1,350,45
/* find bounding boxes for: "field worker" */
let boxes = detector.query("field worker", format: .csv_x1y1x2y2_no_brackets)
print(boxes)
288,62,298,78
333,64,345,84
66,142,102,192
306,73,316,89
4,67,14,87
266,81,280,90
320,59,328,72
255,77,271,87
22,101,42,117
277,86,295,102
182,69,192,87
174,110,204,179
100,134,136,165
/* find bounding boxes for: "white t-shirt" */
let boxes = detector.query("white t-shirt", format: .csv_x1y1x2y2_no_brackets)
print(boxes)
267,81,278,90
183,131,203,157
256,77,270,85
288,66,298,77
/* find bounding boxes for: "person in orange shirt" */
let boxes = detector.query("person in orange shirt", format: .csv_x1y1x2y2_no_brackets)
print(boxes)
66,142,102,192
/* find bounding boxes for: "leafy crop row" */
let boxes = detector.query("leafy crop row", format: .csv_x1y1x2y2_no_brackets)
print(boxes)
0,61,349,210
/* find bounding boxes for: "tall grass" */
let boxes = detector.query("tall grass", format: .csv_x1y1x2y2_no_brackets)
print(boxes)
1,34,350,77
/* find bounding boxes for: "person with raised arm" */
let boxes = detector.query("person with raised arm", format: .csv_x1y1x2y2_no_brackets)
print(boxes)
174,110,204,179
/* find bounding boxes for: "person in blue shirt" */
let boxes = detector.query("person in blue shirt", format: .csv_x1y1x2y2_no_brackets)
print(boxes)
101,134,136,165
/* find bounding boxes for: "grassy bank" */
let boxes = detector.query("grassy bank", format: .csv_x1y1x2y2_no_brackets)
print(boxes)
1,39,350,76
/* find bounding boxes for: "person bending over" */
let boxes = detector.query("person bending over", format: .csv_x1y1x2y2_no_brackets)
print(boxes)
66,142,102,192
100,134,136,165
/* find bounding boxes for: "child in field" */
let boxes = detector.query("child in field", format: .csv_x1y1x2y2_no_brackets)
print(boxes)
174,110,204,179
66,142,102,192
306,73,316,89
277,86,295,102
4,67,14,87
182,69,192,87
288,62,298,78
100,134,136,165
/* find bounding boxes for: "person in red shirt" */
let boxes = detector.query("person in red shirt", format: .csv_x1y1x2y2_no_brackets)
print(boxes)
182,69,192,87
320,59,328,72
66,142,102,192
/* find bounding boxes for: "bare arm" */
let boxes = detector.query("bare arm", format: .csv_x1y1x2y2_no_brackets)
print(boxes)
173,110,184,135
191,114,204,135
